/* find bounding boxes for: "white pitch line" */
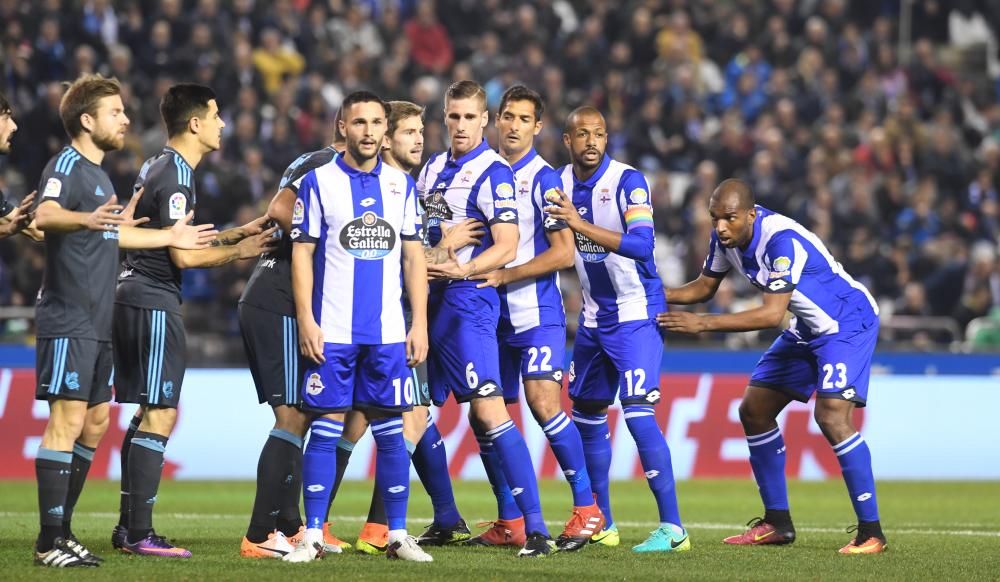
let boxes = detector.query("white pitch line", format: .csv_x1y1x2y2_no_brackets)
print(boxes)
2,512,998,538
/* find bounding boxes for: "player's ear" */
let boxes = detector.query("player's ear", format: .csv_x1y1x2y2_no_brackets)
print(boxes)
480,110,488,129
188,115,200,135
533,119,543,136
80,112,95,134
562,132,571,149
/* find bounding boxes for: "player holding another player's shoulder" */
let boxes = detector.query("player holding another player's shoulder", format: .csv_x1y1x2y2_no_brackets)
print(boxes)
419,80,552,558
544,107,689,553
111,83,275,559
31,75,216,568
658,179,886,555
285,91,431,563
0,91,41,240
236,110,342,560
470,85,604,551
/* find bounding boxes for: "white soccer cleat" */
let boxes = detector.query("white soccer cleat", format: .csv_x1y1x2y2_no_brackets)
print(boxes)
282,528,325,563
386,536,434,562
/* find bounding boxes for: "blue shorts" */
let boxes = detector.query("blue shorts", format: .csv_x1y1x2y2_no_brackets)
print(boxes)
498,323,567,403
300,342,413,414
749,322,879,407
568,319,664,407
427,289,502,405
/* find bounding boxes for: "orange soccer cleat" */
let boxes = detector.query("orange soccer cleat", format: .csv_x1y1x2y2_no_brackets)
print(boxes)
838,535,887,555
722,518,796,545
466,517,527,547
555,503,606,551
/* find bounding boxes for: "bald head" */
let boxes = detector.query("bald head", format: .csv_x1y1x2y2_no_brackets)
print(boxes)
563,106,608,175
565,106,605,133
711,178,755,211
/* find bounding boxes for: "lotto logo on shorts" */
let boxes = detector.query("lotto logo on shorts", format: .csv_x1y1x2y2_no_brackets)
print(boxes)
306,373,324,395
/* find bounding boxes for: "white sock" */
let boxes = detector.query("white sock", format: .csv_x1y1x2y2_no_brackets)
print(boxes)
305,527,323,544
388,529,407,544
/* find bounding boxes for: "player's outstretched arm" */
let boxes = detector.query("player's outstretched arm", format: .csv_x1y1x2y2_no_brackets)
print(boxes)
266,188,296,232
35,197,127,234
658,290,791,334
292,241,324,364
665,273,724,305
211,214,270,246
119,210,218,250
0,191,40,240
167,225,277,268
424,218,485,264
427,222,518,280
472,227,574,288
402,239,429,367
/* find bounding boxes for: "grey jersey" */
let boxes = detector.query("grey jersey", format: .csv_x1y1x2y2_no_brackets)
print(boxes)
34,146,119,341
116,147,196,313
239,147,338,316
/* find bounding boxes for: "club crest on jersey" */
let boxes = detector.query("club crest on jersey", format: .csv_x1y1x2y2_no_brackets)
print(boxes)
43,178,62,198
574,231,609,262
340,211,395,260
168,192,187,219
292,199,304,224
306,373,324,395
496,183,514,199
629,188,649,205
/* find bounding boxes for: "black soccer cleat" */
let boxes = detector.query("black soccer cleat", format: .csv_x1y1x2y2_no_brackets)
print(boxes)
111,524,128,550
414,519,472,546
64,535,104,564
517,533,554,558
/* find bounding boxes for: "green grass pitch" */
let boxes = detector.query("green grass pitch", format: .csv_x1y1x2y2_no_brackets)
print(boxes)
1,479,998,580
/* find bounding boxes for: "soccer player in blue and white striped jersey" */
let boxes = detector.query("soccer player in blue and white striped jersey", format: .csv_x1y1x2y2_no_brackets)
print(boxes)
659,179,886,555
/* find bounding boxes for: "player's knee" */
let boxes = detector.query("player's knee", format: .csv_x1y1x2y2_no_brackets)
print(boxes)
80,405,111,445
738,398,774,431
140,407,178,436
525,381,561,424
401,411,427,444
468,396,509,432
273,405,309,437
813,402,854,441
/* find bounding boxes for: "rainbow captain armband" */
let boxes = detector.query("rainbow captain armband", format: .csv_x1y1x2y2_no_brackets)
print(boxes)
624,205,654,231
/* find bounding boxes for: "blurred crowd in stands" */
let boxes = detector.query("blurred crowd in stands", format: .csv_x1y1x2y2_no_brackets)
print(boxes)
1,0,999,356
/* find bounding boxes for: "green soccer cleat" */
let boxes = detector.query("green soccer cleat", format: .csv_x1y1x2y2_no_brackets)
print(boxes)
632,524,691,553
588,525,620,547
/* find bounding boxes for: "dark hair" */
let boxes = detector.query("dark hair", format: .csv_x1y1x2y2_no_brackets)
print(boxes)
445,80,487,111
160,83,217,138
0,91,10,116
340,91,390,119
499,85,544,121
59,74,122,138
386,100,424,136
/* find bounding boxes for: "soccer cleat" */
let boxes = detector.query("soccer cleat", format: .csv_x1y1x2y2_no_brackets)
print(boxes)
722,517,796,546
415,519,472,546
355,522,389,555
839,535,887,555
34,537,99,568
322,522,351,552
466,517,526,547
588,525,620,547
517,532,554,558
122,532,192,558
240,531,295,559
386,536,434,562
632,524,691,553
111,524,128,550
555,503,606,551
64,536,103,564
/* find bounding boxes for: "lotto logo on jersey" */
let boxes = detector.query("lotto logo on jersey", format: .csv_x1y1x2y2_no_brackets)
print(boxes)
574,231,609,262
292,199,304,224
339,211,396,260
168,193,187,219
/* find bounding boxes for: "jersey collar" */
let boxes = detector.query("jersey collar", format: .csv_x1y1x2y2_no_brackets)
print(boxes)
163,146,191,170
508,147,538,174
335,153,383,177
574,154,611,190
446,139,490,168
741,206,765,259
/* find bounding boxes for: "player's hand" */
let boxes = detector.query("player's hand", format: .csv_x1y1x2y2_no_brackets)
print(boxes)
83,196,127,231
543,188,582,228
240,215,270,237
298,318,325,364
236,225,279,258
657,310,707,334
2,190,36,235
168,211,219,249
426,246,472,281
120,187,150,227
406,323,428,367
471,269,506,288
439,218,485,250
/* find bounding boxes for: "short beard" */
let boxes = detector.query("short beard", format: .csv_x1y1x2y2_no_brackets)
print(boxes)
92,127,124,151
346,141,377,165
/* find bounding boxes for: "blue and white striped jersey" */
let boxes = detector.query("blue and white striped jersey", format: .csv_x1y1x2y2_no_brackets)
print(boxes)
499,148,567,334
291,156,421,344
702,205,879,338
558,155,665,328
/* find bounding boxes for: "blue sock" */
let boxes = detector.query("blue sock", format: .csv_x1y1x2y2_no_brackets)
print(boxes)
475,432,521,520
572,408,614,528
834,432,880,523
302,418,343,530
541,411,593,507
747,427,789,511
487,420,548,536
371,417,410,532
412,412,462,527
623,406,682,526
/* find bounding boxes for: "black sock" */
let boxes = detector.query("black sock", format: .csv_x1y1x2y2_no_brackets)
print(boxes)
324,440,353,522
118,415,141,528
276,433,304,537
366,487,388,526
247,429,302,543
858,520,884,541
63,442,96,538
36,448,72,552
127,431,168,542
764,509,793,529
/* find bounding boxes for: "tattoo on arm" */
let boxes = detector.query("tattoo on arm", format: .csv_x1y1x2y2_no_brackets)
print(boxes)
424,246,449,265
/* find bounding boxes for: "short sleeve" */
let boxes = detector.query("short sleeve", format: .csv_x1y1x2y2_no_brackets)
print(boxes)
761,232,806,293
400,177,422,241
702,233,731,278
290,171,322,244
38,173,80,211
482,165,518,226
536,169,567,232
618,170,654,233
157,183,195,227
